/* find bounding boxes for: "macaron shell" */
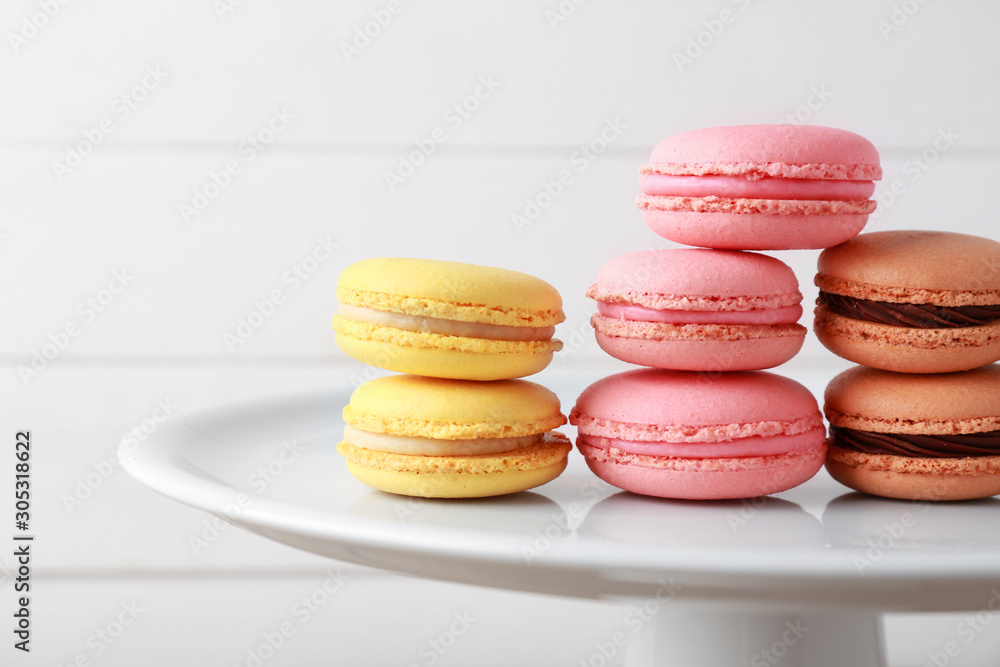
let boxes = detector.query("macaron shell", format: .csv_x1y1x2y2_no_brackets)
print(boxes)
642,125,881,180
592,323,805,371
826,449,1000,502
816,231,1000,302
579,440,826,500
344,374,566,439
640,207,869,250
571,369,822,438
341,459,569,499
337,257,564,327
824,364,1000,434
588,248,801,311
814,307,1000,374
337,434,571,498
334,318,561,380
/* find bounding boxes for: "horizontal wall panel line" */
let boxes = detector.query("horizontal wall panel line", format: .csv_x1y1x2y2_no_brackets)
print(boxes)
0,354,348,367
32,567,381,580
2,139,999,160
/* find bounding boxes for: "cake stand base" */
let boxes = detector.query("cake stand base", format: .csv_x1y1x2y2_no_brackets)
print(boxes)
624,606,885,667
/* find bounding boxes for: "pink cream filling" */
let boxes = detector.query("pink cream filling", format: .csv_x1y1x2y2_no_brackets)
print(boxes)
597,301,802,325
579,428,823,459
640,174,875,201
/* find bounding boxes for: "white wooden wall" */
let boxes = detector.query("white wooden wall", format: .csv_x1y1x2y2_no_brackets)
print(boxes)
4,1,1000,664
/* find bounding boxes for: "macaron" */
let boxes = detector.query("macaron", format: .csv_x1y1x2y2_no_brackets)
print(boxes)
814,231,1000,373
586,248,806,371
337,374,571,498
334,258,564,380
569,369,826,500
636,124,881,250
824,365,1000,501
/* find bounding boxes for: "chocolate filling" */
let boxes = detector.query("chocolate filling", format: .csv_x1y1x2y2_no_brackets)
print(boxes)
817,292,1000,328
830,425,1000,458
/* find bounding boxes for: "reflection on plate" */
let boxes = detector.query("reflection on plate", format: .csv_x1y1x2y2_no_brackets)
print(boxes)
579,492,824,550
823,492,1000,552
350,490,564,536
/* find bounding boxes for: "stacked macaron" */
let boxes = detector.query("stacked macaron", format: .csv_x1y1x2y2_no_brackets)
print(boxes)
333,257,572,498
814,231,1000,500
571,124,882,500
636,124,881,251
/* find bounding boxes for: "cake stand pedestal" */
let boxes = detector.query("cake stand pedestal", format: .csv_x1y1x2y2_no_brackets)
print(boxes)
623,609,884,667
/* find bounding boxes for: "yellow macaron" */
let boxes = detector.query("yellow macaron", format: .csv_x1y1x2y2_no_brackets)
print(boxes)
333,258,564,380
337,374,571,498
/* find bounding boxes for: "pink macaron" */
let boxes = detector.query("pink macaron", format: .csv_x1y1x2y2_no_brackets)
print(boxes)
587,248,806,371
636,125,882,250
569,369,827,500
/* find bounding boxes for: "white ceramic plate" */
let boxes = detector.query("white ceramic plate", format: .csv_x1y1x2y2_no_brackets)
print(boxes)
120,382,1000,611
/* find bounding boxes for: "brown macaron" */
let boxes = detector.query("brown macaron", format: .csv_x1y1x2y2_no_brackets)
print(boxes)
814,230,1000,373
824,365,1000,501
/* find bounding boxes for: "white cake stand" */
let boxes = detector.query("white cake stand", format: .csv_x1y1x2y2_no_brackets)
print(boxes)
120,387,1000,667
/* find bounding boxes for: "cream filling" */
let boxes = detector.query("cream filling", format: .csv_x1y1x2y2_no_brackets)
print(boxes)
338,304,555,341
343,424,542,456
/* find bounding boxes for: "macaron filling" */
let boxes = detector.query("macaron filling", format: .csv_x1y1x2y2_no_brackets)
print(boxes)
640,174,876,201
596,301,803,325
343,424,541,456
338,304,556,341
578,427,823,459
817,292,1000,328
830,425,1000,458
